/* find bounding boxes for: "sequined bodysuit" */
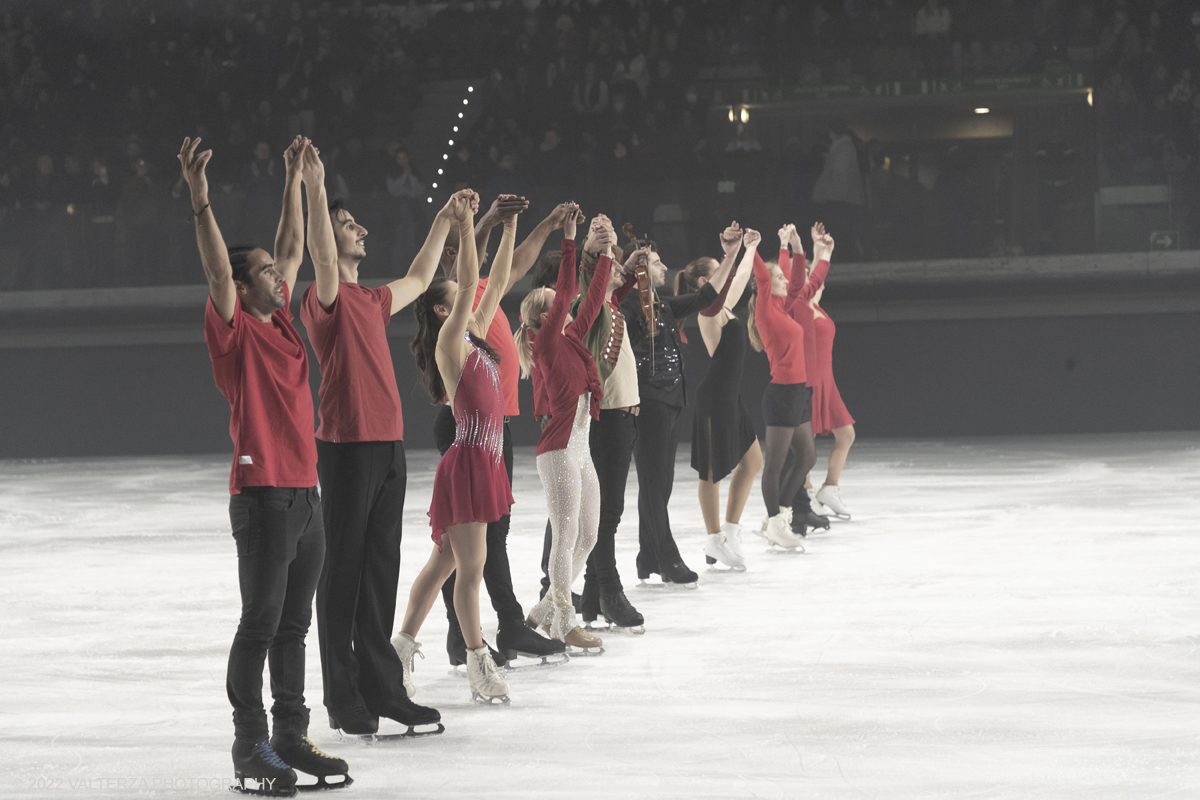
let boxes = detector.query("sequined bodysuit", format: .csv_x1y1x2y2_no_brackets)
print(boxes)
427,342,514,548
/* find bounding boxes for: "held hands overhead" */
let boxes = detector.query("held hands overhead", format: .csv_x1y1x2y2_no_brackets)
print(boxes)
561,203,584,241
450,189,481,222
742,228,762,249
721,222,744,255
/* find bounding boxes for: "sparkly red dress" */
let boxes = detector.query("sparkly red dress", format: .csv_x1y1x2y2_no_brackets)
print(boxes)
427,340,514,548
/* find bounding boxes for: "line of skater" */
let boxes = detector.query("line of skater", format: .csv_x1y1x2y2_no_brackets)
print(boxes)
179,133,856,796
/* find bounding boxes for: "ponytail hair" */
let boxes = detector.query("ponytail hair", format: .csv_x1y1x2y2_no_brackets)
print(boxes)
514,287,553,378
673,256,719,340
411,277,501,403
746,290,764,353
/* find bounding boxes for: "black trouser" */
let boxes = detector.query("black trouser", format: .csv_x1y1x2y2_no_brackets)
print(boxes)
634,397,685,572
315,440,408,718
227,486,324,742
583,408,639,593
434,407,524,630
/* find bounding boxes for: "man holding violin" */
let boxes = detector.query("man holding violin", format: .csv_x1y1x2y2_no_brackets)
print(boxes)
620,232,735,588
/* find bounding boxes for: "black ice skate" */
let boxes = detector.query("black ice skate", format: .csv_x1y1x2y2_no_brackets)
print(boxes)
325,703,378,736
635,551,663,587
660,561,699,589
231,739,297,797
792,510,830,537
598,589,645,634
330,698,443,743
269,734,351,792
496,621,569,670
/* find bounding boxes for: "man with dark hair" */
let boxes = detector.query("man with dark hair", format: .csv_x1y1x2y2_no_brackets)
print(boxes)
299,148,449,737
621,237,722,588
179,134,349,794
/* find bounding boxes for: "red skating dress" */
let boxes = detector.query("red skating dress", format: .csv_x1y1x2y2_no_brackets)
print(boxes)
809,309,855,435
427,339,514,548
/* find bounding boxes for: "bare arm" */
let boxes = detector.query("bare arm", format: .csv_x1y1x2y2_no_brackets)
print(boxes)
473,216,518,334
273,136,306,294
178,137,236,324
505,201,573,293
436,190,481,402
388,199,457,315
300,142,340,310
471,194,529,277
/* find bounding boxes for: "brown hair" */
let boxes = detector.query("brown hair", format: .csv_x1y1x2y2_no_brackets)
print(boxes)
410,278,501,403
672,256,719,339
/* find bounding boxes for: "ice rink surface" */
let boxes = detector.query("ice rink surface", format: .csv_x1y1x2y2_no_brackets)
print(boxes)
1,432,1198,799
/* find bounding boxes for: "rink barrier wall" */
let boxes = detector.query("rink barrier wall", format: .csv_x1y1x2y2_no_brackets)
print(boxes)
2,252,1198,457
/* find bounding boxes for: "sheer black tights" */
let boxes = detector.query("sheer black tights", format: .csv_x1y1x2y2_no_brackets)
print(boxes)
761,422,816,517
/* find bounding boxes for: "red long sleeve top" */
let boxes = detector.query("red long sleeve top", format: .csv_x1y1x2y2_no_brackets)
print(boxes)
780,248,830,383
753,250,814,385
531,240,610,455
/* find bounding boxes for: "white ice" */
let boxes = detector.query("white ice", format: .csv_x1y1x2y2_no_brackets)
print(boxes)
1,433,1198,799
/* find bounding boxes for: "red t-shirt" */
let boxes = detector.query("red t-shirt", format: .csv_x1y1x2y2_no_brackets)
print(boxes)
204,283,318,494
300,282,405,443
475,279,520,417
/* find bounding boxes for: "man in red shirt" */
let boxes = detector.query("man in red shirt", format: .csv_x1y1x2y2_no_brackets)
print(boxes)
180,135,348,794
299,147,447,735
431,196,576,666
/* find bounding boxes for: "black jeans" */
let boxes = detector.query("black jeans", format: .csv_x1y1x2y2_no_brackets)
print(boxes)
227,486,324,742
314,439,408,718
634,397,685,572
434,407,524,630
582,408,638,593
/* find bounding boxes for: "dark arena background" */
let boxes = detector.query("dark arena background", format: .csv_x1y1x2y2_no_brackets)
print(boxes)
2,2,1198,798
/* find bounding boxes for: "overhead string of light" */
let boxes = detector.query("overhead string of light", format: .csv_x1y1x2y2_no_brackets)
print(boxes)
429,85,474,202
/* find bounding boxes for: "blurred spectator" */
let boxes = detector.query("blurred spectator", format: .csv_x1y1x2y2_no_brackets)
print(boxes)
812,123,867,257
386,148,424,272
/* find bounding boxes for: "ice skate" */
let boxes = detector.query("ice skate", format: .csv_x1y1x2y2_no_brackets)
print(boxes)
704,531,746,572
599,589,645,634
635,551,665,587
793,509,830,536
755,507,790,540
324,703,378,737
496,620,569,670
269,734,351,791
816,484,851,520
661,560,699,589
563,625,605,655
466,645,511,705
389,632,423,699
765,514,805,552
722,521,745,561
231,738,298,797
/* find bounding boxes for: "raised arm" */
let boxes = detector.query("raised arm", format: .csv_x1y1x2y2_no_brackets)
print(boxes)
436,190,481,378
472,201,521,334
751,244,778,329
800,230,833,303
567,216,613,339
725,227,758,309
178,137,235,324
388,196,459,315
777,223,795,282
273,135,306,293
301,142,339,310
472,194,529,276
505,202,574,293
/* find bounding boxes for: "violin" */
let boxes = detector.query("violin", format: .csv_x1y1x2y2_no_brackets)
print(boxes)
622,222,657,338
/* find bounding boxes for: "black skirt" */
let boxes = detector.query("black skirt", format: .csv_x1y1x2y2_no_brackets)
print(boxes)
762,382,812,427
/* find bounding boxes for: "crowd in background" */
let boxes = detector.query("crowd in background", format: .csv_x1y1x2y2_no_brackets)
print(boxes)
1,0,1198,289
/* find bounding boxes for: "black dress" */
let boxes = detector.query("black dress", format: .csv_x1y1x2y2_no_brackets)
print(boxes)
691,314,758,482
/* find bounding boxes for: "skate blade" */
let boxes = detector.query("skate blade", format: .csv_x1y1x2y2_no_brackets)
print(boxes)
705,562,747,573
766,544,805,554
636,578,667,589
472,692,511,705
663,580,698,590
229,779,297,797
501,651,570,671
564,645,605,656
335,723,444,743
295,773,353,792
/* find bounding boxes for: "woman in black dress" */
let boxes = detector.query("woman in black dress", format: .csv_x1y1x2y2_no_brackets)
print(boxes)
676,225,762,571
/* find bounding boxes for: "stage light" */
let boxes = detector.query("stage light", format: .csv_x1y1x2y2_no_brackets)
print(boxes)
443,154,448,160
458,112,463,118
449,139,454,145
432,182,438,188
427,197,433,203
728,107,735,122
463,99,468,105
975,107,989,114
453,126,458,132
740,107,749,123
438,168,443,175
1087,88,1093,107
468,86,474,92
